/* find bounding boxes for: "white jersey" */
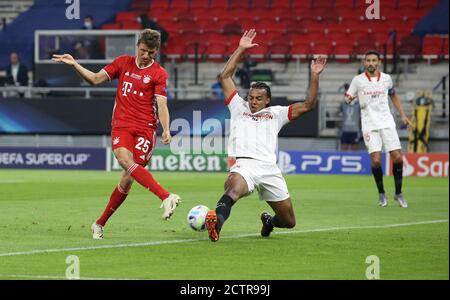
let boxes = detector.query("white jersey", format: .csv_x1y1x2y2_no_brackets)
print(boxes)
346,71,396,132
226,91,292,164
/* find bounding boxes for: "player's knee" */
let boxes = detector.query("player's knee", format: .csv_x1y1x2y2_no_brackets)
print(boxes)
116,156,134,170
285,219,296,229
371,160,382,168
391,153,403,164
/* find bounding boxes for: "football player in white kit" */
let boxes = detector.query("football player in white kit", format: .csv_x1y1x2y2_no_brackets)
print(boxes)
205,29,327,242
345,50,412,208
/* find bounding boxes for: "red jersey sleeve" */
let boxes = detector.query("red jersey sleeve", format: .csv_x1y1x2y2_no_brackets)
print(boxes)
102,55,128,80
154,68,168,98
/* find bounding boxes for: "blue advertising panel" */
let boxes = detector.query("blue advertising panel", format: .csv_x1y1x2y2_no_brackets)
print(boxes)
277,150,386,175
0,147,106,170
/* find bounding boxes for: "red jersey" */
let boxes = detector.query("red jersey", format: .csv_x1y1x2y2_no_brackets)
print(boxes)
102,55,168,130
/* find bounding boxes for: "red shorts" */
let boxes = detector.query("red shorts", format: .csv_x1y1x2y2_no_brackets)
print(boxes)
111,127,157,166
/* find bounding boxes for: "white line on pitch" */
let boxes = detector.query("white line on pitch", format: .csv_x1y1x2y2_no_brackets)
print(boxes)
0,274,143,280
0,219,447,258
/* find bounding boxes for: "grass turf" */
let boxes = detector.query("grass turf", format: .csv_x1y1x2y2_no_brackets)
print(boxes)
0,170,448,280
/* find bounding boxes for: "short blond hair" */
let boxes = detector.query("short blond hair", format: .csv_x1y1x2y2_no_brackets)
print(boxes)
137,29,161,50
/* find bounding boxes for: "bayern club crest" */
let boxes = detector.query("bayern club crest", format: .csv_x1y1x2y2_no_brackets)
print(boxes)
143,75,151,84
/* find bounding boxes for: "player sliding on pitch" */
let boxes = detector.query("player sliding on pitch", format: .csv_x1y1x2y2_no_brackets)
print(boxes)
53,29,181,239
205,29,327,242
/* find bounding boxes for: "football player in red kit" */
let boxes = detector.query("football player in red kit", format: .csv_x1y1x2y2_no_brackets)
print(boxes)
53,29,181,239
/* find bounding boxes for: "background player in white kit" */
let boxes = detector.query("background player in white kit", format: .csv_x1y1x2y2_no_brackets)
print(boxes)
205,29,327,242
345,50,412,208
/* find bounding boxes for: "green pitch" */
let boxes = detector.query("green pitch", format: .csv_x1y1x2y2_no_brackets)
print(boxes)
0,170,448,280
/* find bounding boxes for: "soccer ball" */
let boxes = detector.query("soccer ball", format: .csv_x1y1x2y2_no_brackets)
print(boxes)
187,205,210,232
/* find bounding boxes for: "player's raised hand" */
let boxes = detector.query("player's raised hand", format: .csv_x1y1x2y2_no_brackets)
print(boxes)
311,56,327,75
52,54,76,66
161,130,171,145
239,29,259,49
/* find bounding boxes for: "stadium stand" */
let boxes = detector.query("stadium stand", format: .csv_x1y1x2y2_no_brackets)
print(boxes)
89,0,446,64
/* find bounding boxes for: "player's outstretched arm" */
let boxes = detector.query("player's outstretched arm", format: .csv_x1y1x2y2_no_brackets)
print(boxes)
290,56,327,120
219,29,259,100
52,54,108,86
391,93,412,128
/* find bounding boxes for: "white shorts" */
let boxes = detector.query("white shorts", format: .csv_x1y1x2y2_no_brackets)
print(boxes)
363,127,402,154
230,158,290,202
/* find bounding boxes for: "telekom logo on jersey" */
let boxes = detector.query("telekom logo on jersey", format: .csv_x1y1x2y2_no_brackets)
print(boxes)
122,81,144,97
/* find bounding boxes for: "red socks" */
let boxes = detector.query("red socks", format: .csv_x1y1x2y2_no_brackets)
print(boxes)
96,185,129,226
127,164,170,200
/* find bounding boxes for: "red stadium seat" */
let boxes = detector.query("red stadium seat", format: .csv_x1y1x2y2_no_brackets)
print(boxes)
253,18,275,34
101,23,121,30
222,23,242,35
196,19,220,33
175,12,195,22
398,35,423,56
327,32,348,46
130,0,150,11
176,20,200,34
206,33,230,46
278,19,301,34
419,0,439,10
275,9,299,22
382,9,403,22
422,36,445,58
186,41,208,61
216,15,239,28
190,0,210,10
229,0,250,10
247,44,269,62
338,8,363,22
149,0,169,10
302,21,328,34
291,42,311,60
209,0,228,9
366,21,394,33
311,42,334,56
313,0,335,9
335,0,355,9
251,8,274,21
258,31,279,45
120,21,142,29
397,0,418,9
327,23,351,35
443,38,449,59
303,31,328,44
206,42,229,62
291,0,311,9
162,44,185,62
373,31,391,46
269,42,291,62
116,11,138,23
354,43,376,56
334,44,354,62
422,43,443,59
271,0,291,10
251,0,270,9
171,0,189,10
